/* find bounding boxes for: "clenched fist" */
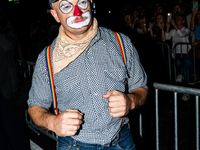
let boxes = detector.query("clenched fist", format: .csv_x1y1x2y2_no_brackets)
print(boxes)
103,90,132,118
52,109,83,137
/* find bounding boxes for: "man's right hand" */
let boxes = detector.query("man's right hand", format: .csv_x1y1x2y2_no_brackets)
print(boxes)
51,109,83,137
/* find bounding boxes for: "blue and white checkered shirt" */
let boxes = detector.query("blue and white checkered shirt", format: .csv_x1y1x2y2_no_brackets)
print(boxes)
28,27,147,145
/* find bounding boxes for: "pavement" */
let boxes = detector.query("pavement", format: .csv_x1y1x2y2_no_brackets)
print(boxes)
28,89,198,150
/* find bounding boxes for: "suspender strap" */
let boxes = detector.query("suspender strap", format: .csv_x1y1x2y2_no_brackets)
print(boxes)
113,31,128,124
113,32,128,69
45,44,59,115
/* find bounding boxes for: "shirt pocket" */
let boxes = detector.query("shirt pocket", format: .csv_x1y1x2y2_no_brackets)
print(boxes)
104,68,128,92
55,75,84,111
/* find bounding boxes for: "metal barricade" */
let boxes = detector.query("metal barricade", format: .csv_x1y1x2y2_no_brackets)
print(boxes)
154,82,199,150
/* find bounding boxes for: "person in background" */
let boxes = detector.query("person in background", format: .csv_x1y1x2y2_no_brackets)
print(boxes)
165,14,194,101
124,12,133,28
149,13,166,42
134,15,149,35
27,0,148,149
0,7,30,150
173,3,185,17
186,0,198,43
189,7,200,81
131,10,140,31
154,5,165,17
122,12,135,37
190,7,200,48
186,0,199,28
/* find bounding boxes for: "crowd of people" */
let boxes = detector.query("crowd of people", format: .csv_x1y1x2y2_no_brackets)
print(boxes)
112,0,200,101
16,0,200,87
10,0,200,89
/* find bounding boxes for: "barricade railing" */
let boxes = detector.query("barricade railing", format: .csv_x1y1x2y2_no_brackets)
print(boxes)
173,42,197,84
154,82,199,150
155,42,198,85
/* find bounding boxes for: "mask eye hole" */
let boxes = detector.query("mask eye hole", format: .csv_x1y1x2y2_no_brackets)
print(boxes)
60,1,74,14
77,0,88,10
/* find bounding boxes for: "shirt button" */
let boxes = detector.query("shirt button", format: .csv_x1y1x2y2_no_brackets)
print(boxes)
94,93,97,96
117,77,120,80
101,132,104,134
99,114,102,116
90,72,93,75
86,52,88,55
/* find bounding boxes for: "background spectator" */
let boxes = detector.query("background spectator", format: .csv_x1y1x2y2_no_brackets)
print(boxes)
189,7,200,80
165,14,194,101
149,13,166,42
173,3,185,17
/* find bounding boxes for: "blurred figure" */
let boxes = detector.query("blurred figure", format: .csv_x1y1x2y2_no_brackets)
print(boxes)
186,0,198,43
165,14,193,101
135,15,149,35
154,5,165,16
133,9,139,18
190,7,200,49
136,5,145,16
149,3,165,31
132,9,140,29
124,12,133,27
173,3,185,17
187,0,199,28
149,13,166,42
0,7,30,150
189,7,200,80
121,12,135,39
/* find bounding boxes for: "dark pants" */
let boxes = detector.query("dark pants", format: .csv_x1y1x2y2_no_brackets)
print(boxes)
0,90,30,150
175,54,195,83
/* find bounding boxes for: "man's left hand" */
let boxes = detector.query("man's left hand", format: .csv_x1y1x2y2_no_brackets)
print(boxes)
103,90,132,118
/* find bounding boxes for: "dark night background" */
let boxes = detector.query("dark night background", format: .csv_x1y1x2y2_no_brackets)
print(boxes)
1,0,184,62
0,0,181,62
1,0,176,30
